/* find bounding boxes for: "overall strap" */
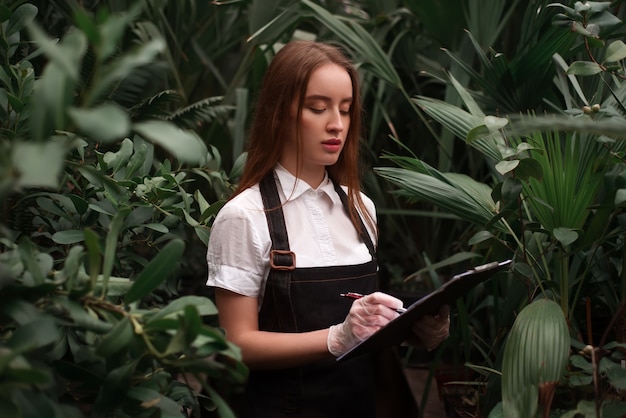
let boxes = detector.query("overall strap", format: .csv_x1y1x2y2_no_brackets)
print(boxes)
331,179,377,260
259,172,298,332
258,172,301,413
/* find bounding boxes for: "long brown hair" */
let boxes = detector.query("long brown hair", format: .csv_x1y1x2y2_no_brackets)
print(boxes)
234,40,375,239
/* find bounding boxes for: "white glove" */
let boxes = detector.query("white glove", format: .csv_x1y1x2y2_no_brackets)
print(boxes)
327,292,404,357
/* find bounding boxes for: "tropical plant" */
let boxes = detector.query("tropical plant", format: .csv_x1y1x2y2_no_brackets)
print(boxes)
0,2,247,417
371,0,626,416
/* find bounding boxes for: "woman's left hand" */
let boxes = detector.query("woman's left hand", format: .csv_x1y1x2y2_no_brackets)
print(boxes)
409,305,450,351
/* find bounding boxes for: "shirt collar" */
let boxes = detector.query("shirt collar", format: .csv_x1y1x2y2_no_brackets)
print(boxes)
274,164,342,205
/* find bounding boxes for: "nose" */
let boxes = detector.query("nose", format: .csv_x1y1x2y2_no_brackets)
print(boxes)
327,108,345,133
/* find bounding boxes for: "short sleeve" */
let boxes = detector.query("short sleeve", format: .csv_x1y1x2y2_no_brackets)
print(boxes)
206,199,270,298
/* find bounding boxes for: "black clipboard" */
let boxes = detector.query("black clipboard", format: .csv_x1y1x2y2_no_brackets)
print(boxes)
336,259,512,362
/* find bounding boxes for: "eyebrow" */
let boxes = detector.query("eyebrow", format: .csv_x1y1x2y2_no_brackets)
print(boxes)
305,94,353,104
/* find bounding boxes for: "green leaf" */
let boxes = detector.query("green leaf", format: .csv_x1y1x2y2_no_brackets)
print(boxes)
7,317,60,353
495,160,519,175
146,296,217,324
567,61,603,76
96,316,134,357
605,40,626,63
484,115,508,131
501,299,569,417
68,104,130,142
466,124,491,143
12,142,66,189
52,230,85,245
6,3,37,37
512,158,543,182
84,228,101,282
606,364,626,389
133,121,208,164
124,239,185,304
553,227,579,247
468,230,494,245
101,207,130,297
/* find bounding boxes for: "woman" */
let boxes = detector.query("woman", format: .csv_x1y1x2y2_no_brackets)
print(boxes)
206,40,449,417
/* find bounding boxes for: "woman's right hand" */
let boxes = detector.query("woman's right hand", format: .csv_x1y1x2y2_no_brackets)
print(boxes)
327,292,404,356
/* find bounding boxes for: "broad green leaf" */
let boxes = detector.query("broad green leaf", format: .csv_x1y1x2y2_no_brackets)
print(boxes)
2,300,42,325
52,230,85,245
501,299,569,418
27,23,85,81
146,296,217,324
568,374,593,386
68,194,89,214
606,365,626,389
144,223,169,233
484,115,508,131
133,120,208,164
124,239,185,304
605,40,626,63
6,3,37,37
98,5,142,62
553,227,579,247
567,61,603,76
466,124,490,143
68,104,130,142
495,160,519,175
511,158,543,182
468,231,494,245
96,316,133,357
13,142,66,189
7,317,60,353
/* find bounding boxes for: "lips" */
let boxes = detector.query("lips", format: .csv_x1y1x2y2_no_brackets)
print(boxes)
321,138,342,153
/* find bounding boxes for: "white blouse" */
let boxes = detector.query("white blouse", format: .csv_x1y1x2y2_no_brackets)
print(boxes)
206,164,377,303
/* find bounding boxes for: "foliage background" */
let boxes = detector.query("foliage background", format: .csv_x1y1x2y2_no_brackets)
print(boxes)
2,0,626,417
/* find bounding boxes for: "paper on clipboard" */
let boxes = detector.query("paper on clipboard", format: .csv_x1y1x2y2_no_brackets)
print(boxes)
336,259,512,362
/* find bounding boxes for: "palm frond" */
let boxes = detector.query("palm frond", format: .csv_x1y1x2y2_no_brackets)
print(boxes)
374,166,500,231
167,96,234,130
128,89,183,120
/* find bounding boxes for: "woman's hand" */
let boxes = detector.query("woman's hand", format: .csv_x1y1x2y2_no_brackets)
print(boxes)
409,305,450,351
327,292,404,357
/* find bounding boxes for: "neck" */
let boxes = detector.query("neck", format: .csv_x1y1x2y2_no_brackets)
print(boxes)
279,160,325,189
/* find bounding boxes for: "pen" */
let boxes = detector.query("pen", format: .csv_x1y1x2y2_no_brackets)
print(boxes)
340,292,407,314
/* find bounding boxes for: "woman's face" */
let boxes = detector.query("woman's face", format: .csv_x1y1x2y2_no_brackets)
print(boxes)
280,63,353,188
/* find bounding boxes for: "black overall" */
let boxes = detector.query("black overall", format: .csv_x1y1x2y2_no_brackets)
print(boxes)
240,172,379,417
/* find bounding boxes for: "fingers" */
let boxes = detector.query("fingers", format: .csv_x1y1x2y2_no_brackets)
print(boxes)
411,306,450,351
348,292,403,339
358,292,403,320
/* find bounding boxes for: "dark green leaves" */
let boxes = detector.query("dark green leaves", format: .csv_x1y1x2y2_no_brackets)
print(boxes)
124,239,185,305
